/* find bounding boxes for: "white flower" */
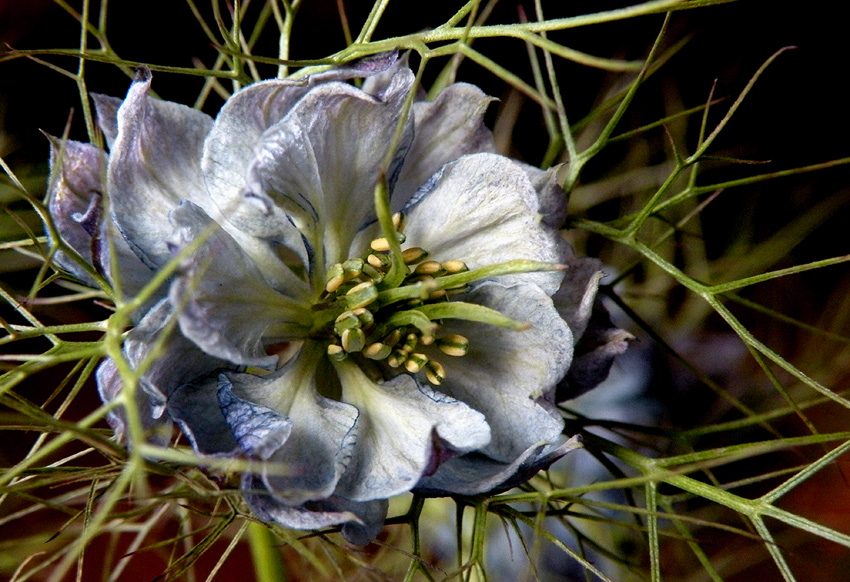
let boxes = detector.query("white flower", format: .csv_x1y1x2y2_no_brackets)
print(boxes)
46,53,630,544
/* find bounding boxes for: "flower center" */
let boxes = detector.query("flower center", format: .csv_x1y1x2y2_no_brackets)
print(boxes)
315,212,470,386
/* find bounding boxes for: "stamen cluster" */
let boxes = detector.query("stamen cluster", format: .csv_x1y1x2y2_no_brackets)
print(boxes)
320,212,470,385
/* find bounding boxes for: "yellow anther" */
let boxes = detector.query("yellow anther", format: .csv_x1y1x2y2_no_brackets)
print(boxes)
388,349,407,368
428,289,447,300
370,233,406,252
363,342,392,360
404,353,428,374
392,211,406,232
420,334,435,346
437,334,470,357
442,259,468,274
341,327,366,353
414,260,445,276
383,329,402,348
325,263,345,293
425,360,446,385
367,253,390,269
370,237,391,252
327,343,347,361
402,247,429,264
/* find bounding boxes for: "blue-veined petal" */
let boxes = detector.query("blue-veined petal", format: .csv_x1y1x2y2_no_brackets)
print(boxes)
242,475,388,545
415,436,583,496
222,345,360,504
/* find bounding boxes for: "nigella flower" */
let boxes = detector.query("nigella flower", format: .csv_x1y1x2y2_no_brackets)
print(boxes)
46,53,631,544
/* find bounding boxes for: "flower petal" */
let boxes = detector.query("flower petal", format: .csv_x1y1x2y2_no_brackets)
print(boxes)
242,475,388,545
333,360,491,501
222,347,360,504
236,67,414,268
167,375,239,455
521,162,568,228
429,282,571,462
96,357,173,446
45,137,105,284
218,381,293,459
46,136,162,304
123,298,229,414
91,93,121,149
401,153,567,295
107,67,214,268
416,435,582,496
392,83,496,207
168,202,312,367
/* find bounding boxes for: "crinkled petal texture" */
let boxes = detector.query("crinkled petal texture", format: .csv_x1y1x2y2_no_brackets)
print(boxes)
401,153,567,295
45,55,630,546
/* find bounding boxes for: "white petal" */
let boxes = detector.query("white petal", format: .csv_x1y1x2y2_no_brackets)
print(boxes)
107,67,214,268
91,93,121,149
168,202,312,367
237,69,414,269
334,360,491,501
401,153,567,295
431,282,571,462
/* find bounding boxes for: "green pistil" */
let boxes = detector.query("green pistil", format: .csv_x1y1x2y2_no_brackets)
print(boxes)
312,185,564,385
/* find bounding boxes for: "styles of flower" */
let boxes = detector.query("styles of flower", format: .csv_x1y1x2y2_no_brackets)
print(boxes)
46,53,631,544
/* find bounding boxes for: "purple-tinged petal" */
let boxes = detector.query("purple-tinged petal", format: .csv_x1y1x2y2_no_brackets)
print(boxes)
45,137,105,284
522,163,568,228
334,360,490,501
554,256,604,342
168,202,313,368
401,154,567,295
123,298,229,413
167,375,239,455
107,67,214,268
552,256,634,400
218,381,292,459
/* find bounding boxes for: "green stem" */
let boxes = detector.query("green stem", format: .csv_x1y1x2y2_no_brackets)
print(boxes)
248,521,287,582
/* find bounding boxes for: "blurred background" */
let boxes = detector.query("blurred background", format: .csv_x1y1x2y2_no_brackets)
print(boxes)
2,1,849,580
